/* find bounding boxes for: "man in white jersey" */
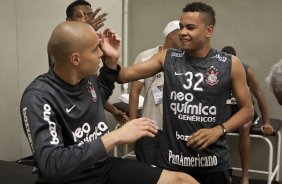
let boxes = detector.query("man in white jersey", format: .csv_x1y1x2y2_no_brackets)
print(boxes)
129,20,181,165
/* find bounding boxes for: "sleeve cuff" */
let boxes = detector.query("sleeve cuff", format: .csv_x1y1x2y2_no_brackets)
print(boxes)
99,64,121,82
88,137,108,163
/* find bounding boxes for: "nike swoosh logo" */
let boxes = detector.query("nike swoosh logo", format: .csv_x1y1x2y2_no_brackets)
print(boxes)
174,72,185,76
66,105,75,113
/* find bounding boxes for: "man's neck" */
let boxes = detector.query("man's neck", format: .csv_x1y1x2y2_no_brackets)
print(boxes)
163,41,175,50
53,65,81,85
187,45,211,58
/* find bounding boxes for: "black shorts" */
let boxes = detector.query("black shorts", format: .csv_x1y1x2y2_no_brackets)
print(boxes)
83,157,163,184
189,169,232,184
134,130,162,165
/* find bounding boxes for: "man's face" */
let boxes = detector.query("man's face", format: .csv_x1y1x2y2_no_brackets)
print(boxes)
170,29,181,49
70,5,93,22
77,30,103,77
179,12,213,51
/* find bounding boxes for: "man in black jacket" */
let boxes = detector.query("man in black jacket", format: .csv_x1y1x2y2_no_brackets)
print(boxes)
20,21,198,184
48,0,129,125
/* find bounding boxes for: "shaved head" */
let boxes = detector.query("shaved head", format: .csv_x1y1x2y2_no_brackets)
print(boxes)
48,21,98,65
48,21,103,84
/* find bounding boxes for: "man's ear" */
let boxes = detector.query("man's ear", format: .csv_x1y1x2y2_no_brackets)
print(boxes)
70,53,79,66
206,25,214,38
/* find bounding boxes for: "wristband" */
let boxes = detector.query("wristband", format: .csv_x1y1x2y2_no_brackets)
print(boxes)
219,124,227,136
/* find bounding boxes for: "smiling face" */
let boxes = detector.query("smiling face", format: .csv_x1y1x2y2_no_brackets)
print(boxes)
179,12,214,53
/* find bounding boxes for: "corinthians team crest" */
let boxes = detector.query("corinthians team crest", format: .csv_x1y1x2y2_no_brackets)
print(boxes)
205,66,219,86
87,81,97,102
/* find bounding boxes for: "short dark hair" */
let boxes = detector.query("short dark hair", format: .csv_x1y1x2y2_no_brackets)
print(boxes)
183,2,216,26
66,0,91,18
221,46,236,56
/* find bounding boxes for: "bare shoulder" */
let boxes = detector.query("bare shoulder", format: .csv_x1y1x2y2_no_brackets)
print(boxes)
142,48,168,68
156,49,169,67
231,55,241,67
231,55,244,76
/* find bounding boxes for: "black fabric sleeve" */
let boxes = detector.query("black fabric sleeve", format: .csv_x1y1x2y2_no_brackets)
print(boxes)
20,91,108,182
97,64,121,105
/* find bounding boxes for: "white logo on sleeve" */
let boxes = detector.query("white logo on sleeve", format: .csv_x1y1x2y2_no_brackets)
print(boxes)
66,105,75,113
43,104,59,145
22,107,34,151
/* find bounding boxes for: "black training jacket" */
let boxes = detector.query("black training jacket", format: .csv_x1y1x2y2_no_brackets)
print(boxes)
20,65,119,183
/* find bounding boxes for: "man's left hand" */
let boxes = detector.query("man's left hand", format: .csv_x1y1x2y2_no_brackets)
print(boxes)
187,126,222,151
